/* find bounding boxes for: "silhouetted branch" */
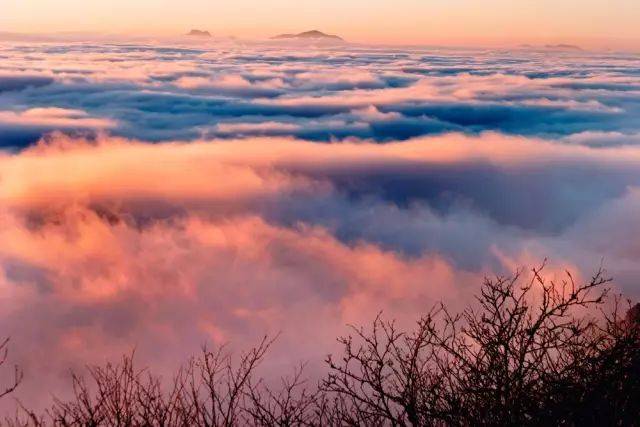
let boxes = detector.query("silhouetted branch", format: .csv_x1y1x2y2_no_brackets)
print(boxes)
0,338,22,400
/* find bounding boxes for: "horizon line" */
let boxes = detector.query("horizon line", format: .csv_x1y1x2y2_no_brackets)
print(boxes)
2,30,640,53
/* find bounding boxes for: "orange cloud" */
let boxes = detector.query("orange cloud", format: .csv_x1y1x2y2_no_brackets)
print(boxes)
0,108,116,129
0,132,635,410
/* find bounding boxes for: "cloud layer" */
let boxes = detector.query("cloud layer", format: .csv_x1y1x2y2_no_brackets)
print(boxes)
1,42,640,146
1,40,640,410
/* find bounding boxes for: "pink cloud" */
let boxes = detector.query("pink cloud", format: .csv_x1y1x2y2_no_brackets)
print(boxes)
0,108,116,129
0,132,635,411
4,132,640,212
0,205,480,411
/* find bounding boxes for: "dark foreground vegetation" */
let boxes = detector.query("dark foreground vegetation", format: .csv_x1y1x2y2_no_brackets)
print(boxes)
2,263,640,426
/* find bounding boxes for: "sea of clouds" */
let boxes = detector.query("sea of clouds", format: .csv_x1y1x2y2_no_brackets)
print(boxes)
1,40,640,408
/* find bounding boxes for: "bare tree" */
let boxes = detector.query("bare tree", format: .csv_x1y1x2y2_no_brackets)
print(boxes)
243,363,324,426
323,263,640,426
30,338,259,426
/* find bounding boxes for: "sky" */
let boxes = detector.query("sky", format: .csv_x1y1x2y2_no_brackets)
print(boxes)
1,0,640,47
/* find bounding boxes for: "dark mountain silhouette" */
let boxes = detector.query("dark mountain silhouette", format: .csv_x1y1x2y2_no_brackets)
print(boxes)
518,43,583,51
186,29,211,37
272,30,344,42
544,44,583,51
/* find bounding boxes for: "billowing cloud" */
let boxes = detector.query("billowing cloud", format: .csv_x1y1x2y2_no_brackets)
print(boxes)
0,109,115,148
2,131,640,410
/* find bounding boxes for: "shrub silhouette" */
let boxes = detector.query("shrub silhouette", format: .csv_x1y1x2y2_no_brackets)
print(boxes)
5,263,640,426
0,338,22,402
322,264,640,426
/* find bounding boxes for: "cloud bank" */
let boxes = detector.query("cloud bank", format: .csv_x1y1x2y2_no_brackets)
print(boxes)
0,40,639,410
1,42,640,146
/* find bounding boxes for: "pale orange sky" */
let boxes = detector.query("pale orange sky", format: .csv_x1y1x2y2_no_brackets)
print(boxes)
1,0,639,48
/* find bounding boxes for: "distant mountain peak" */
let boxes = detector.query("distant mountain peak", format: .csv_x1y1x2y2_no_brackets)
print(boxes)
272,30,344,42
544,44,583,51
518,43,584,52
186,29,211,37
